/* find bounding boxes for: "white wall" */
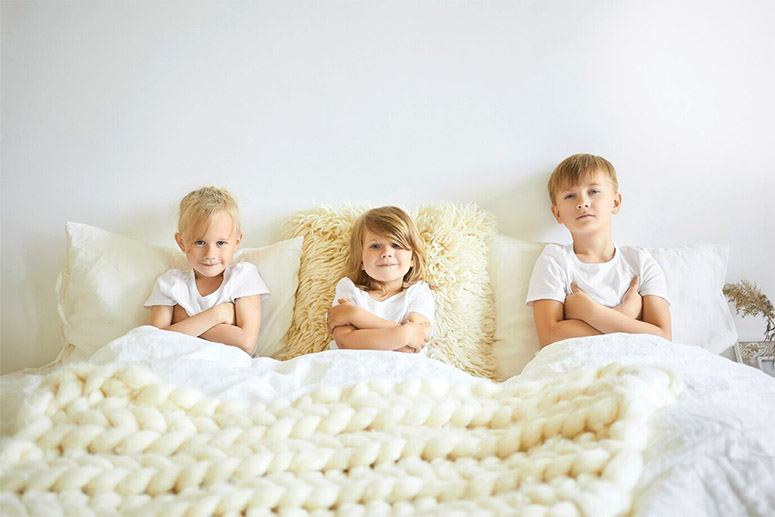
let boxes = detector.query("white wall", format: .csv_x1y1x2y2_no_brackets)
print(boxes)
2,1,774,374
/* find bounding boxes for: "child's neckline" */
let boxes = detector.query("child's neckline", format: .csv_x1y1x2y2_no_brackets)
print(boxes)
363,281,414,302
190,270,226,298
366,288,405,302
570,243,618,265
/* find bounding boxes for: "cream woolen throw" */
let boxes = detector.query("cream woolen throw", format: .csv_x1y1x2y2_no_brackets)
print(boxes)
280,204,497,378
0,362,679,515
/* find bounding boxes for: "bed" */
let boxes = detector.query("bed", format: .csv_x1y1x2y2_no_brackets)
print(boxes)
1,205,774,516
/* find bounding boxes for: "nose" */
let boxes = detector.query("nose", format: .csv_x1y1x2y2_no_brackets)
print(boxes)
380,247,393,258
577,198,590,209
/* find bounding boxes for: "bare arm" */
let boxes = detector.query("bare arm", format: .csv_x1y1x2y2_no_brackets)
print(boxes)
565,284,671,340
148,303,233,337
326,300,398,331
332,324,423,351
328,302,428,351
532,299,602,347
199,295,262,355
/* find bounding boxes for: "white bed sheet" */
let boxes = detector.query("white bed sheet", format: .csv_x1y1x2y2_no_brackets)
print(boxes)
2,327,774,516
520,333,775,516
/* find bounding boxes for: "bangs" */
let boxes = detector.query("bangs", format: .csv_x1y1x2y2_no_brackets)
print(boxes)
548,153,618,201
364,221,412,249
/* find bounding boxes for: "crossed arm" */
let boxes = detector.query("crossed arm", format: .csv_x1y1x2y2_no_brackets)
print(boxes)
326,299,431,352
147,295,262,355
532,277,671,347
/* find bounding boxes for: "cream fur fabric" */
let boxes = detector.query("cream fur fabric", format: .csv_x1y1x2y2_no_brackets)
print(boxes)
0,362,679,515
281,204,497,378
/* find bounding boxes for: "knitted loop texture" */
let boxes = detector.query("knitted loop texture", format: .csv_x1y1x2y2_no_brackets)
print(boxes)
0,362,680,516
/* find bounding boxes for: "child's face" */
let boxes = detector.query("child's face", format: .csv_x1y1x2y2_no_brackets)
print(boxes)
176,211,241,279
551,170,621,236
361,229,414,290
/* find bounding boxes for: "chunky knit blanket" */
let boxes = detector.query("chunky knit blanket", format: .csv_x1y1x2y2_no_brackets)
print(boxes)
0,362,679,516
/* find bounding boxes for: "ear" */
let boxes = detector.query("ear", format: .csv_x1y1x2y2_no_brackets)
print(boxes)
612,192,622,214
551,204,562,223
235,232,243,249
175,233,187,252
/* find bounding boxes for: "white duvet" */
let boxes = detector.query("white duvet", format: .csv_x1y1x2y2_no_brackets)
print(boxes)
2,327,774,516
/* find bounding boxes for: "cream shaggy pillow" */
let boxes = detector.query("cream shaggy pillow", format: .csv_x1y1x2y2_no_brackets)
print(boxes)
281,204,497,378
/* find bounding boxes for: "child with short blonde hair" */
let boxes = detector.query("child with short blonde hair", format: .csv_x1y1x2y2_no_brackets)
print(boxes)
326,206,434,353
527,153,672,346
145,186,269,355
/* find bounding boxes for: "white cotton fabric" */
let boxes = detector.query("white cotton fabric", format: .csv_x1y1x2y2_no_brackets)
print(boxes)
328,277,435,351
647,245,737,353
520,333,775,517
144,261,270,316
526,244,669,307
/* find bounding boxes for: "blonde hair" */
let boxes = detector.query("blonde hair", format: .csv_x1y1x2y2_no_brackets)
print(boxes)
547,153,618,203
346,206,428,292
177,186,241,242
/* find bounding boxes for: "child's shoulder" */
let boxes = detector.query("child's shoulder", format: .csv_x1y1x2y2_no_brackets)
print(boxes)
228,261,258,275
538,243,574,262
156,267,189,283
617,246,657,264
334,276,363,296
335,276,357,289
405,280,432,293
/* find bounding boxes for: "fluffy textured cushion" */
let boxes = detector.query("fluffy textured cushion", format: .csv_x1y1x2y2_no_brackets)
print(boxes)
489,236,738,380
281,204,497,378
57,222,303,359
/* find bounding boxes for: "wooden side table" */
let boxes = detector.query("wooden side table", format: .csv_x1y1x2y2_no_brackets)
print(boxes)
734,341,775,377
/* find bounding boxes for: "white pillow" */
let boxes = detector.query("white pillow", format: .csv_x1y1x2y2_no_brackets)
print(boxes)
647,244,737,354
488,235,544,381
489,235,738,381
57,222,303,359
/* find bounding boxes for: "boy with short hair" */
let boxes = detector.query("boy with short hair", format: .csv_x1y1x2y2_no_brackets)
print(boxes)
526,153,672,346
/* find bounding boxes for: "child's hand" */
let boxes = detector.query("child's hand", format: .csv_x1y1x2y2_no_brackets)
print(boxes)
614,276,642,320
217,302,236,325
172,304,189,324
326,299,354,332
403,314,432,341
564,283,597,321
400,321,430,351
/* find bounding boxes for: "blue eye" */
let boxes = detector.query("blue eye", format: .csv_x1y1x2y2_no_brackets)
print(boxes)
194,240,205,247
590,189,601,195
564,194,574,200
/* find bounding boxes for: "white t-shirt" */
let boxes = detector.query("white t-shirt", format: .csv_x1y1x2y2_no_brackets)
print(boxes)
525,244,669,307
144,261,270,316
328,277,435,351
